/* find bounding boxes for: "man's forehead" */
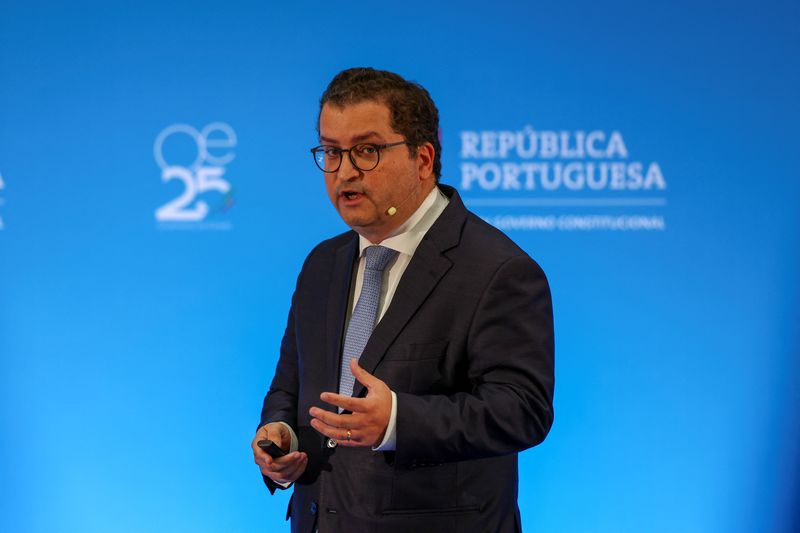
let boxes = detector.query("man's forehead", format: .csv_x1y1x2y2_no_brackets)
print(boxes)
319,100,396,141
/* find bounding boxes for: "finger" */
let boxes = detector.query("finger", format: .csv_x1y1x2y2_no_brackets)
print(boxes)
256,451,276,469
350,359,380,390
309,416,338,439
310,417,356,442
253,424,280,455
259,448,302,467
309,405,361,426
254,447,269,464
253,439,283,461
281,454,308,481
253,438,270,460
270,455,307,484
310,418,364,445
263,423,290,451
262,458,301,481
262,452,305,475
319,392,368,413
269,424,289,449
252,426,268,448
272,453,305,474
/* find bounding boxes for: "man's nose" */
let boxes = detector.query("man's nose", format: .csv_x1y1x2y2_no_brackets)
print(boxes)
336,152,361,181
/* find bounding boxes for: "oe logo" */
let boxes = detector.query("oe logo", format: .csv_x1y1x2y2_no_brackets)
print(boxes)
153,123,236,222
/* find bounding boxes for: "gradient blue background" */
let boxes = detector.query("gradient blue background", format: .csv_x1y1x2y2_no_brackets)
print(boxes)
1,1,798,531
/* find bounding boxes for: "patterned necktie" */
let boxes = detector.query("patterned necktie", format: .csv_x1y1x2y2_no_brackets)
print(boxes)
338,245,399,399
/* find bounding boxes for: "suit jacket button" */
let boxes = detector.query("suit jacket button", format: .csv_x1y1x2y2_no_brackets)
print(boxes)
309,501,317,516
326,438,337,448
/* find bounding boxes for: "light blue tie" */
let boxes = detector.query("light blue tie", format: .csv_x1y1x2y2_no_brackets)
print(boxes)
338,245,398,400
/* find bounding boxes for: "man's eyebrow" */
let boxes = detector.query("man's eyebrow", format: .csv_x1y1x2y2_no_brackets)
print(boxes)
319,131,386,145
351,131,386,143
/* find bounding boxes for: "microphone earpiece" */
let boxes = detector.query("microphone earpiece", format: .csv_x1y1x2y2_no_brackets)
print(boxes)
385,182,420,217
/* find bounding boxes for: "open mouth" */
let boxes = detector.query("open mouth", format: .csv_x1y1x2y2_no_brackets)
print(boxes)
341,191,362,200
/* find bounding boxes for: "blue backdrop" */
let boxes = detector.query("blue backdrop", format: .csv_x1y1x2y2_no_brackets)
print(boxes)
2,1,798,532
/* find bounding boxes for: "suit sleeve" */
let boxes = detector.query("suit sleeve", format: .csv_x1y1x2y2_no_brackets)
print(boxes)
394,254,555,465
258,271,305,493
260,305,300,431
259,243,322,431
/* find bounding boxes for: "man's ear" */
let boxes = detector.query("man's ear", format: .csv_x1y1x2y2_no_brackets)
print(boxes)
416,142,435,181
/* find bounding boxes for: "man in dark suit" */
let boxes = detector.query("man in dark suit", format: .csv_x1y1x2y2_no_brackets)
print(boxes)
252,67,554,533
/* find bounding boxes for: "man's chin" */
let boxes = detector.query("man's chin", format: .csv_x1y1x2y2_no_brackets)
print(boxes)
337,209,378,230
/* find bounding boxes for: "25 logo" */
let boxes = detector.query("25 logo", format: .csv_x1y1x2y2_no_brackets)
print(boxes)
153,123,236,222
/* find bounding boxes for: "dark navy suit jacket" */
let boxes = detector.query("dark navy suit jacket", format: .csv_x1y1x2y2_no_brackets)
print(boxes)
260,185,555,533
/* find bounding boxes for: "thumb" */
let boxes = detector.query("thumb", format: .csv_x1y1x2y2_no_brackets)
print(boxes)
266,423,289,448
350,358,378,389
276,425,291,450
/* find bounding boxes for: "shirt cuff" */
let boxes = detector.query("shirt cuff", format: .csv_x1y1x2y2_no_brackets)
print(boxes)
373,390,397,451
276,421,299,453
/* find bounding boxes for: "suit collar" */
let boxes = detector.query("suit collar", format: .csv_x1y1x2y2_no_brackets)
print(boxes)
325,236,359,404
351,184,468,397
422,184,468,253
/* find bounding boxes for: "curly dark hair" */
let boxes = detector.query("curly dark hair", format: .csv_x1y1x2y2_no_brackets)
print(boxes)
318,67,441,181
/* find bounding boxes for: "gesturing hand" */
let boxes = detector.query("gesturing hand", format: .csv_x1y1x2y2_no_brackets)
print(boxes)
309,359,392,447
252,422,307,485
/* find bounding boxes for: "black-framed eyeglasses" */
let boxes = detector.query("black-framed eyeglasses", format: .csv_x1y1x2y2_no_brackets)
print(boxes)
310,141,412,173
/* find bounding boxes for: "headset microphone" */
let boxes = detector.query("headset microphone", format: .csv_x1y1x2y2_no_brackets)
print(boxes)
385,184,420,216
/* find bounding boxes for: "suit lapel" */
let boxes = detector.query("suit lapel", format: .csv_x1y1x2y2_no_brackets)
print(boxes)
353,186,467,398
325,234,358,408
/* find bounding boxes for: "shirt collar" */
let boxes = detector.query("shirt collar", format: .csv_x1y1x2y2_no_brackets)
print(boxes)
358,187,449,258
